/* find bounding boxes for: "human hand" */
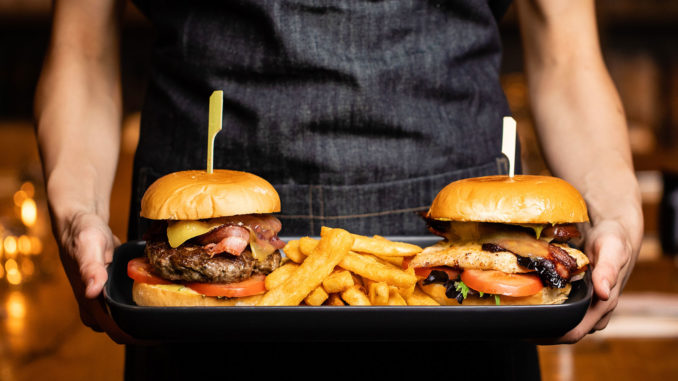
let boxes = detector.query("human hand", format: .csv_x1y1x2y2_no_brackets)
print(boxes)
556,219,640,343
56,210,136,344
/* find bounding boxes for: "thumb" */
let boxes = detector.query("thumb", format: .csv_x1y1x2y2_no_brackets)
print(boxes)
73,226,113,299
590,233,629,301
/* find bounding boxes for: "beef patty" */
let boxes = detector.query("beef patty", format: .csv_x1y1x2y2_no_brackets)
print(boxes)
145,239,282,283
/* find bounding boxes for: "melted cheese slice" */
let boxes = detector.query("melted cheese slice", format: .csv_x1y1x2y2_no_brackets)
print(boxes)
166,219,277,261
167,219,226,248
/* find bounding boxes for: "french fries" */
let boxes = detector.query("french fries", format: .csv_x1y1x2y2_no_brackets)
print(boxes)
376,255,404,267
322,270,354,294
406,286,440,306
305,287,329,306
261,226,425,306
326,293,345,306
321,226,422,257
264,262,299,290
339,252,416,288
366,280,389,305
341,286,371,306
257,228,354,306
298,236,319,256
282,240,306,264
387,286,408,306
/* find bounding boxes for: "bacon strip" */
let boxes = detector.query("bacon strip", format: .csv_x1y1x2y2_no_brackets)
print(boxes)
549,244,578,277
542,224,580,243
195,215,285,257
201,226,250,257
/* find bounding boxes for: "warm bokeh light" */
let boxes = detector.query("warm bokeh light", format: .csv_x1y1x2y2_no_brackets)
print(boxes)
5,258,22,284
7,268,23,285
0,263,4,279
20,258,34,277
13,190,28,207
20,181,35,198
21,198,37,227
7,292,26,318
5,258,18,272
4,236,17,258
6,291,26,336
29,236,42,255
18,235,31,254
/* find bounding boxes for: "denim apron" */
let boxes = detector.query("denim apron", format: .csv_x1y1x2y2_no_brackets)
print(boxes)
126,1,538,380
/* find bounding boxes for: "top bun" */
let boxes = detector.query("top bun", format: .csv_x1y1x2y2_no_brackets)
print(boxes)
140,170,281,220
427,175,589,224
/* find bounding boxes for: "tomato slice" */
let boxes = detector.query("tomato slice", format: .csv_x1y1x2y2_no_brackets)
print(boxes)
460,269,543,297
186,275,266,298
127,257,172,285
414,266,460,281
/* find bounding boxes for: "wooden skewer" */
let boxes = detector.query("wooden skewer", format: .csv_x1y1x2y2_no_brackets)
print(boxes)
502,116,517,178
206,90,223,174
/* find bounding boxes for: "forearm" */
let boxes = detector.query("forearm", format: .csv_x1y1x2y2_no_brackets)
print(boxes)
517,0,642,245
528,62,641,232
35,0,124,233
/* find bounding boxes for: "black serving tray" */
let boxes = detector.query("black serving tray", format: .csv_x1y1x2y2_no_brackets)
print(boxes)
104,238,592,342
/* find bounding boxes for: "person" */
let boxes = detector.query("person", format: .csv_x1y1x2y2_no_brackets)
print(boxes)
35,0,642,379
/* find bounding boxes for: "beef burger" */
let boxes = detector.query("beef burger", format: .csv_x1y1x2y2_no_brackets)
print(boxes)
128,169,284,306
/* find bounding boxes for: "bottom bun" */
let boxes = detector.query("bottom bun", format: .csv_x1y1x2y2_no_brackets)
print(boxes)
419,282,572,306
132,281,263,307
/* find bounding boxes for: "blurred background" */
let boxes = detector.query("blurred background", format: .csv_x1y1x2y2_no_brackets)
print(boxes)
1,1,677,380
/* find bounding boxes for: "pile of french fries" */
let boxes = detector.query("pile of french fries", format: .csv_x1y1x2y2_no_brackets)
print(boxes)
257,227,440,306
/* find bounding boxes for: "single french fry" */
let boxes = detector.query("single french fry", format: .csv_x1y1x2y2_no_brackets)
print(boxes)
305,287,329,306
339,252,417,288
282,240,306,264
375,254,403,267
367,281,389,306
326,293,345,306
322,270,354,294
299,236,319,256
405,286,440,306
264,262,299,290
321,226,422,257
341,285,371,306
257,228,354,306
387,286,407,306
398,268,416,297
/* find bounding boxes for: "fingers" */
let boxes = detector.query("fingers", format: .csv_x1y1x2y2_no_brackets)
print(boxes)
90,294,148,345
56,212,139,342
592,309,614,332
557,282,621,344
548,218,640,344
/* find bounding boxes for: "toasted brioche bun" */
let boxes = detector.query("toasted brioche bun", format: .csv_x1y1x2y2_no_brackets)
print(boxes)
132,282,262,307
140,169,281,220
427,175,589,224
419,282,572,306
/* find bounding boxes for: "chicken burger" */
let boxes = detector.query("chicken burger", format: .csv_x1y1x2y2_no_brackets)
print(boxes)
409,175,590,305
